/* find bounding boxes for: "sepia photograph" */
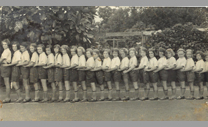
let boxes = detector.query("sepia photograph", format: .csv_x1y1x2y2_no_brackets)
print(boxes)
0,6,208,121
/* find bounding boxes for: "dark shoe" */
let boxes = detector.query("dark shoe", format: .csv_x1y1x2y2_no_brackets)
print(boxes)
176,96,185,100
3,99,11,103
106,98,113,101
160,97,169,100
50,98,56,103
64,98,71,102
186,96,195,100
169,96,176,100
150,97,159,101
57,98,64,102
32,98,41,102
130,97,139,101
196,96,204,100
16,98,23,103
98,98,105,101
40,99,49,103
113,98,121,101
122,97,130,101
89,98,97,102
22,98,31,103
141,97,149,101
71,98,80,103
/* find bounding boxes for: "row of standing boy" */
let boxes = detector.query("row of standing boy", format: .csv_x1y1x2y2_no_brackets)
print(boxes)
1,39,208,103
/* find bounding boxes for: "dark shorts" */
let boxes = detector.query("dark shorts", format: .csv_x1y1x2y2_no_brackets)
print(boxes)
112,71,121,82
195,73,204,83
54,68,63,82
159,70,168,81
122,72,129,82
177,70,186,82
78,70,86,81
143,70,150,84
1,66,11,78
149,71,158,83
86,71,96,83
38,66,47,79
167,70,176,82
47,68,54,83
104,71,111,82
63,69,70,81
186,71,195,82
30,67,39,83
205,72,208,82
95,71,104,85
21,67,29,79
70,69,78,82
11,66,20,82
129,70,138,82
139,69,145,83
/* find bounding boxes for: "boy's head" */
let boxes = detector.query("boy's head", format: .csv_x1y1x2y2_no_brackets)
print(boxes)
129,48,136,57
186,49,193,59
204,51,208,61
119,48,128,58
92,49,100,59
196,51,204,61
166,48,175,58
70,46,77,56
86,48,93,58
177,48,185,58
29,43,37,53
112,48,119,57
46,45,52,55
140,47,147,57
12,41,19,52
103,49,110,58
61,45,69,54
54,44,60,53
37,44,45,54
77,46,85,56
158,47,166,57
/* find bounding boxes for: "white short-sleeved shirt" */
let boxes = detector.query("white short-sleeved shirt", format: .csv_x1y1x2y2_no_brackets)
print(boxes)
1,48,11,64
146,57,158,69
184,58,195,70
62,53,70,66
129,56,137,68
38,52,47,64
176,57,186,69
139,56,148,69
78,55,86,67
20,50,30,64
120,57,129,69
167,57,176,68
195,59,205,73
111,57,120,69
102,57,111,68
86,57,95,68
11,50,21,64
31,52,39,65
47,53,54,65
157,57,167,68
54,53,62,65
71,54,79,66
94,57,102,68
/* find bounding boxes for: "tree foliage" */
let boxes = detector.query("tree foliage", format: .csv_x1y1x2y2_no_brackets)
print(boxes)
0,6,97,47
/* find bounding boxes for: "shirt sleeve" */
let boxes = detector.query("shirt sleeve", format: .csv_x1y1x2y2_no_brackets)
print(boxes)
24,52,30,62
89,58,95,68
115,58,120,67
79,56,86,66
154,58,158,67
65,55,70,66
49,55,54,64
106,59,111,67
57,54,62,65
39,54,47,64
163,58,167,66
125,58,129,68
16,51,21,61
74,55,79,65
181,59,186,67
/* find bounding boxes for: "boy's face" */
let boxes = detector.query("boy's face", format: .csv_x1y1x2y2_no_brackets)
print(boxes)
29,46,35,53
196,54,202,60
2,42,8,49
159,51,164,57
167,52,172,58
103,51,109,58
77,49,83,56
119,50,125,58
37,47,43,54
61,48,66,54
186,52,192,59
12,44,18,52
86,51,91,58
129,50,135,57
54,47,59,53
149,51,154,58
70,49,76,56
205,55,208,61
46,48,51,55
93,52,98,59
113,51,118,57
177,51,184,58
20,45,26,52
140,50,146,57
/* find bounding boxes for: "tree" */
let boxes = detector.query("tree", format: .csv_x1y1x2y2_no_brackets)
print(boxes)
0,6,97,47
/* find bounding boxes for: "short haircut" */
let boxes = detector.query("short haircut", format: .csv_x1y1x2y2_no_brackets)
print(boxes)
177,48,185,53
46,45,52,49
140,47,147,54
112,48,119,54
20,42,28,48
12,41,20,48
30,43,37,49
148,48,155,54
92,49,100,55
37,44,45,50
77,46,85,53
54,44,61,49
103,49,110,55
166,48,175,56
86,48,93,54
196,51,204,58
119,48,128,55
129,48,136,54
159,47,166,54
2,39,10,45
61,45,69,51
